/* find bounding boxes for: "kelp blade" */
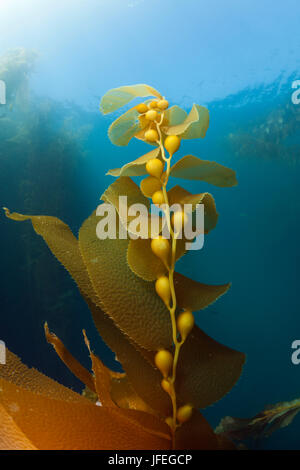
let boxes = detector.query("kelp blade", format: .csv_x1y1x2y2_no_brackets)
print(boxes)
127,237,186,282
176,327,245,409
79,210,172,350
108,108,141,146
0,376,170,450
170,155,238,187
164,105,187,127
175,410,221,450
0,347,87,404
83,331,117,408
101,176,165,238
44,324,96,394
0,403,37,450
100,84,162,114
168,184,219,233
163,104,209,139
107,148,161,177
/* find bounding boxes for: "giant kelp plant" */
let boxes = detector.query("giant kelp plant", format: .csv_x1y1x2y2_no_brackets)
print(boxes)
1,84,300,450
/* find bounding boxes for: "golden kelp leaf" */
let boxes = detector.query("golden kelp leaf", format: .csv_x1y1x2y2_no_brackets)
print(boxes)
107,148,161,177
4,208,171,414
79,211,173,351
108,108,141,146
0,377,170,450
174,272,230,311
127,238,166,281
102,175,150,209
175,410,219,450
101,176,164,239
168,185,218,233
215,398,300,442
86,299,172,416
44,323,96,394
127,238,187,282
163,104,209,139
170,155,238,187
0,403,37,450
83,331,116,408
163,105,187,126
110,375,156,415
118,408,171,445
140,175,162,198
176,327,245,409
100,84,162,114
0,348,86,404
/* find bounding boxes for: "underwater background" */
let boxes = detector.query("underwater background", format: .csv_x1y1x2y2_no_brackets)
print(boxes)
0,0,300,450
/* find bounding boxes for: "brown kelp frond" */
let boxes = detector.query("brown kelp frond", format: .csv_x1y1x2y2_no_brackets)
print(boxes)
110,375,156,414
0,347,86,403
108,107,142,146
174,272,231,311
107,148,161,177
176,327,245,409
82,330,117,408
167,185,219,233
101,176,165,238
102,175,150,209
100,84,162,115
169,155,238,187
0,404,37,450
127,237,167,281
87,298,172,416
175,410,225,450
44,323,96,394
0,372,170,450
101,85,163,146
163,105,188,127
126,241,230,311
162,104,209,140
215,398,300,442
127,237,186,282
78,210,173,351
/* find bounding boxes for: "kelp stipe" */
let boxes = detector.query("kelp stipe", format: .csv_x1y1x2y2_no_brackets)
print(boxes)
3,84,295,450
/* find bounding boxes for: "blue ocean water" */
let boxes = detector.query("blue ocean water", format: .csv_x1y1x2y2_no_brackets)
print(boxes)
0,0,300,450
